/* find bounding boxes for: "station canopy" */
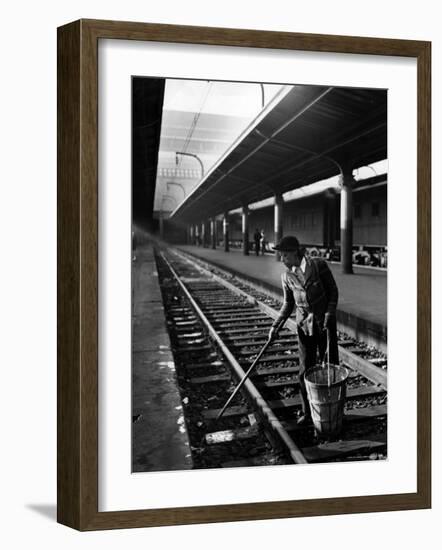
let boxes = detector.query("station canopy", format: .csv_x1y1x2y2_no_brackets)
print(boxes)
170,85,387,224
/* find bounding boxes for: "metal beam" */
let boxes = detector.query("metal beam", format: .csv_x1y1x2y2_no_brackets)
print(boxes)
171,87,333,220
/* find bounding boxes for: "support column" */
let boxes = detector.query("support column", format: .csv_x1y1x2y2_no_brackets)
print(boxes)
201,222,206,248
274,193,284,261
223,213,229,252
323,188,336,248
195,224,200,246
339,172,354,274
211,218,217,249
189,225,194,245
242,206,249,255
204,221,209,248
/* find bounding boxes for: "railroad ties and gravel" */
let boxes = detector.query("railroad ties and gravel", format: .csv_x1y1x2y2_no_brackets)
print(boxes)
155,247,388,468
156,252,288,468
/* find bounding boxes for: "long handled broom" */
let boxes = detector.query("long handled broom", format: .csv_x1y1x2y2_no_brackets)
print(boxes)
216,336,275,421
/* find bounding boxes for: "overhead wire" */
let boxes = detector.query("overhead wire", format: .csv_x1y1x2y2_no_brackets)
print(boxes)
177,81,212,168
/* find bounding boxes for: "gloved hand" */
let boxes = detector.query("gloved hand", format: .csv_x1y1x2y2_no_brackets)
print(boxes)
323,312,335,331
268,326,279,341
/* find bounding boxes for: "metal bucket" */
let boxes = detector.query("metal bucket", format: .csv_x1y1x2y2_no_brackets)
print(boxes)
304,365,349,438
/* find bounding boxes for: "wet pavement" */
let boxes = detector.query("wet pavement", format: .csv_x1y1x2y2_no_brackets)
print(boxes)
132,243,193,472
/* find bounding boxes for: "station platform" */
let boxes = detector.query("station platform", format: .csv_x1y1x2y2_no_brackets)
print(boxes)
175,245,387,352
132,242,193,472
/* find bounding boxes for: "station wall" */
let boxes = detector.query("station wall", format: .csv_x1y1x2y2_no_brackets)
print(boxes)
353,184,387,247
227,183,387,249
247,196,325,247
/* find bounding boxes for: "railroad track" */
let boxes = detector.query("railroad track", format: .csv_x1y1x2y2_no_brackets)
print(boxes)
155,247,388,469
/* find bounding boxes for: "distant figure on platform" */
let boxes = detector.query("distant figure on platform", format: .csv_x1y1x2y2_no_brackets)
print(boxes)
268,236,339,425
196,234,202,247
260,229,267,255
253,228,261,256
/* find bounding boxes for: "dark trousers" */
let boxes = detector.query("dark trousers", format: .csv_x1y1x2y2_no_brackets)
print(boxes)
297,316,339,415
254,241,260,255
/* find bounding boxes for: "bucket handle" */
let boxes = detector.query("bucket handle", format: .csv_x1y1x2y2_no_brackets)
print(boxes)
321,327,331,387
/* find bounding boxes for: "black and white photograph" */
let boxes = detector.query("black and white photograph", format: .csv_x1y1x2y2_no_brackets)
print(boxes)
131,77,388,473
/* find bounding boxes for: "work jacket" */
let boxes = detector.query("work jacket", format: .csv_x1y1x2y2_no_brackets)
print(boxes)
273,257,338,335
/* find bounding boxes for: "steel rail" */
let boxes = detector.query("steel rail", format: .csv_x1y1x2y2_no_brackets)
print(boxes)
172,247,387,390
160,251,308,465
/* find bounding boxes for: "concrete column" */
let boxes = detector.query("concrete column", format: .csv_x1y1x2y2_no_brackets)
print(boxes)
201,222,206,247
195,224,200,246
223,213,229,252
211,218,217,249
274,193,284,261
339,172,354,274
242,206,249,255
189,225,194,245
323,188,336,248
204,221,209,248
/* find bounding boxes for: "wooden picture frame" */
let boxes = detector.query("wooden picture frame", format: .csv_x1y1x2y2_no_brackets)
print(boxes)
57,18,431,530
